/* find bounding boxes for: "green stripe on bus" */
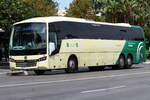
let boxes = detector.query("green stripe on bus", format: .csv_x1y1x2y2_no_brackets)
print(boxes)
121,40,146,64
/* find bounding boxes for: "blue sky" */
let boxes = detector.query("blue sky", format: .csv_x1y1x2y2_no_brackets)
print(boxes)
55,0,73,10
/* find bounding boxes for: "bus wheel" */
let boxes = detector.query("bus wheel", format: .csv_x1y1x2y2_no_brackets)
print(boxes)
125,56,133,69
66,57,78,73
117,55,125,69
34,70,45,75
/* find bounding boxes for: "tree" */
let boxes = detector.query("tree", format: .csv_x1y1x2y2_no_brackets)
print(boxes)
101,0,120,23
95,0,150,41
97,0,138,23
66,0,99,21
0,0,41,36
135,1,150,26
136,0,150,39
118,0,138,23
22,0,58,16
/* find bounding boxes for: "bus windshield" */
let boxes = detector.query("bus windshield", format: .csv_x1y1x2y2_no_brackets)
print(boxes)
11,23,46,50
10,23,47,55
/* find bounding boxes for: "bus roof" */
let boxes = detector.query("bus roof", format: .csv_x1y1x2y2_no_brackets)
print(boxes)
14,16,131,27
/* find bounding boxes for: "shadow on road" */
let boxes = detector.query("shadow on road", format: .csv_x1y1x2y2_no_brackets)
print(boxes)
4,63,147,76
30,65,145,76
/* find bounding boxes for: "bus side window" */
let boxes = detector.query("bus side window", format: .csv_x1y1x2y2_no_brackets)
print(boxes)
120,29,127,40
65,34,78,39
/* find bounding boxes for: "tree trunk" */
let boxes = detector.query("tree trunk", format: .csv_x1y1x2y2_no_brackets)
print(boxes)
124,13,129,23
112,13,116,23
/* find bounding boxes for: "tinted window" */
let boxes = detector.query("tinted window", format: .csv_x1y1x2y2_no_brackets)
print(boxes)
130,28,144,41
51,21,144,41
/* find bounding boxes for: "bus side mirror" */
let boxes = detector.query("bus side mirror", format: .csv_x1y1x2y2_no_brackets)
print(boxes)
49,42,56,55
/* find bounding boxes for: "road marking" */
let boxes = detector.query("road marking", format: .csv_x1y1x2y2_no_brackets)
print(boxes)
81,85,126,94
0,71,150,88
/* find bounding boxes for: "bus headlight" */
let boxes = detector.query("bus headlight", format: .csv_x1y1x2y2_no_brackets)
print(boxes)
37,57,47,62
9,58,15,62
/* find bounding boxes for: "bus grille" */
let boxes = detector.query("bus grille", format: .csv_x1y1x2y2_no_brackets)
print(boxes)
16,60,37,67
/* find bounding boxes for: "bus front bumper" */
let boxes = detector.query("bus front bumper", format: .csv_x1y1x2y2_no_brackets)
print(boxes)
9,57,49,71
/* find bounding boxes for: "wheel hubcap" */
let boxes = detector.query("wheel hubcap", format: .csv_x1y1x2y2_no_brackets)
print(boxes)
120,58,124,68
127,58,132,66
69,60,75,69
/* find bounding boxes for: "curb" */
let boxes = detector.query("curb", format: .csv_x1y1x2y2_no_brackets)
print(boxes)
144,61,150,64
0,70,25,75
0,68,10,75
7,71,25,75
143,60,150,64
0,72,10,75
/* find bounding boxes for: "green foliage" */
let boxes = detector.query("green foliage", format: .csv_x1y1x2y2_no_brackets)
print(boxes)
0,0,58,38
23,0,58,16
65,0,99,21
97,0,139,23
96,0,150,39
0,0,41,34
66,0,150,43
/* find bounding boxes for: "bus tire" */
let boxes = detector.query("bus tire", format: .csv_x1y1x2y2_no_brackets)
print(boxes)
34,70,45,75
66,56,78,73
125,55,133,69
117,55,125,69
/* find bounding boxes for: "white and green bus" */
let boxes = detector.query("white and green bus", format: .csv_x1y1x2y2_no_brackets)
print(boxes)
9,16,146,75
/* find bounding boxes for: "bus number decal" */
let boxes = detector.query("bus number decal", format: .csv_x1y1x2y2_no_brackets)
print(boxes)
66,43,78,48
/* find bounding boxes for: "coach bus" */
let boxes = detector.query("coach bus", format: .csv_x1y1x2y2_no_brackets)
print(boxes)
9,16,146,75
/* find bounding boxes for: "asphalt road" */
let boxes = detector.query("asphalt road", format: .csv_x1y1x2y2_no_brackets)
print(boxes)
0,63,150,100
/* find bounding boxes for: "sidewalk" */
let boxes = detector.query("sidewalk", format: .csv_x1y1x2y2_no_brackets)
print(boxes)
0,61,9,69
0,61,10,75
144,60,150,64
0,62,27,75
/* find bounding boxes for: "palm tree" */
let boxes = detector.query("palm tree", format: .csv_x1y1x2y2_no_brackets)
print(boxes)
118,0,138,23
99,0,119,23
66,0,99,20
136,0,150,26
